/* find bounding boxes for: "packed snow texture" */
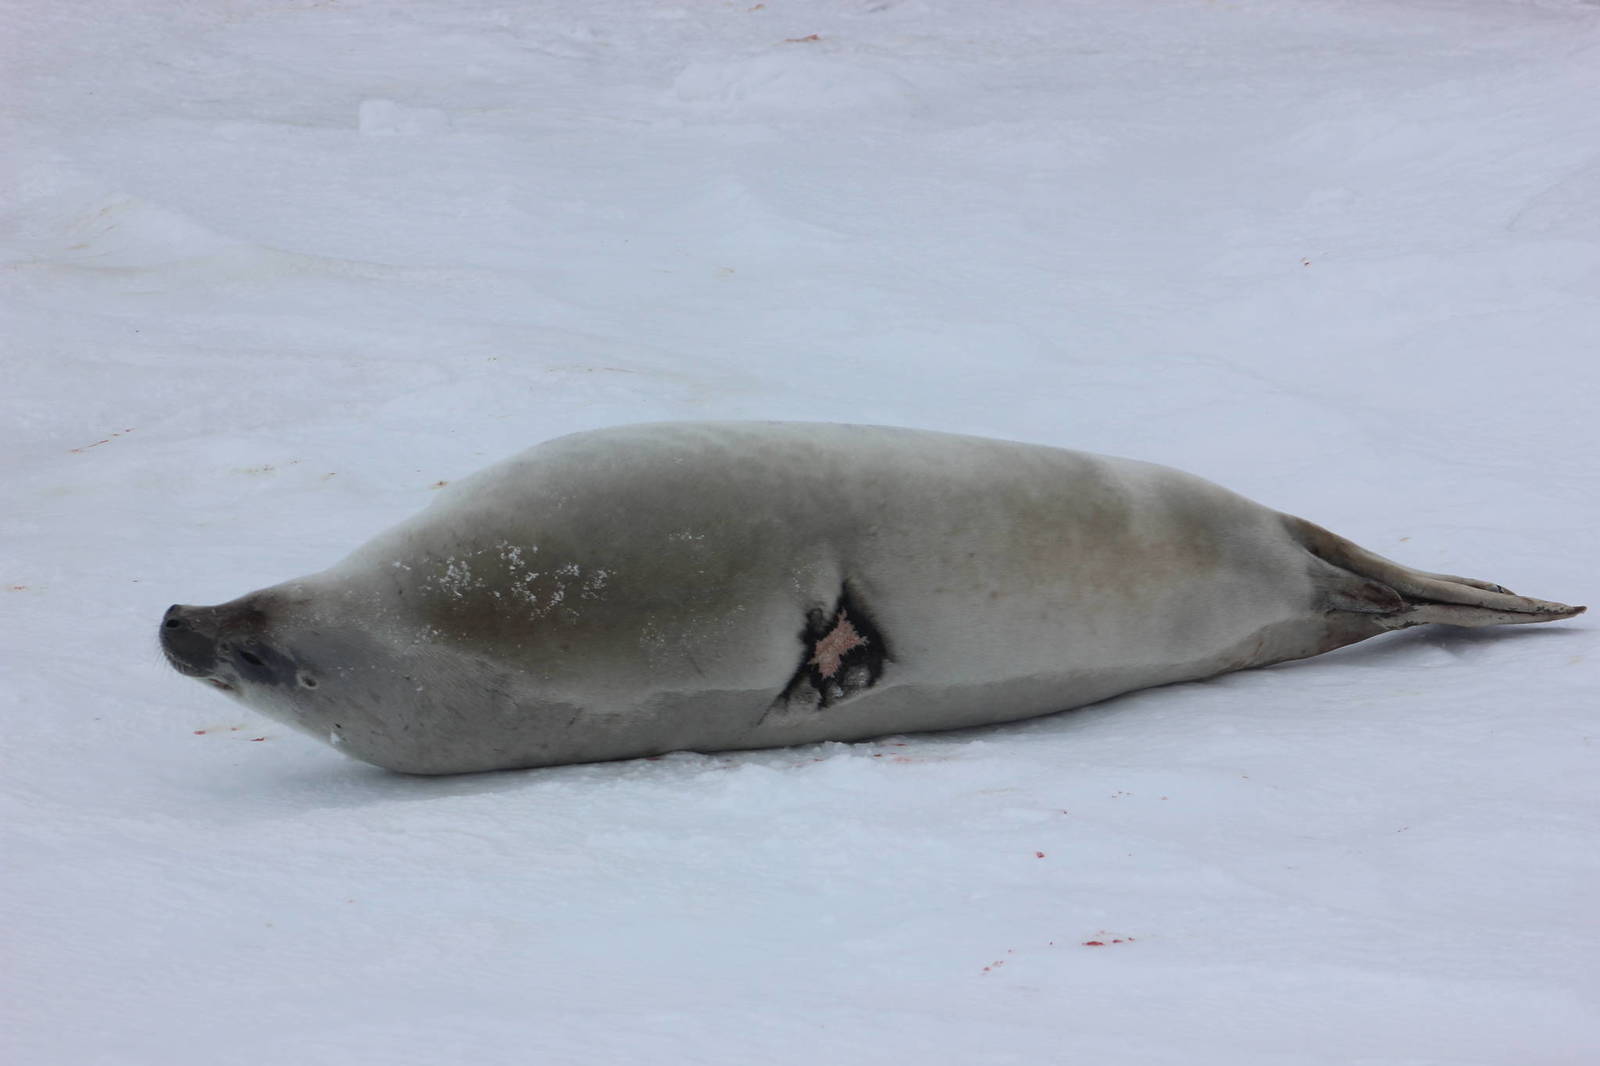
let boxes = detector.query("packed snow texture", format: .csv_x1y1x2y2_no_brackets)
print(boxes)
4,1,1598,1063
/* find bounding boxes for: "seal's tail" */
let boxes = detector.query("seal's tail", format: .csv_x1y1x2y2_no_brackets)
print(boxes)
1283,515,1585,629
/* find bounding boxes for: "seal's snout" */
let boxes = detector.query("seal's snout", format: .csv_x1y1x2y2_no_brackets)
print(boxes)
161,601,297,688
161,604,222,678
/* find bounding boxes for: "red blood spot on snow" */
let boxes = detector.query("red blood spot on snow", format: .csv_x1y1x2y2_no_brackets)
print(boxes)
193,729,207,735
249,737,267,742
1083,941,1105,947
69,428,136,453
1035,851,1045,858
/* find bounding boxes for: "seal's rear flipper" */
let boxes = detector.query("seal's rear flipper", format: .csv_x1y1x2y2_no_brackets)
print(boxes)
1286,515,1586,629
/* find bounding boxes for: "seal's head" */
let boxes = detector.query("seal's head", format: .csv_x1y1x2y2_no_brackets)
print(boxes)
158,585,396,756
157,577,553,774
161,599,310,694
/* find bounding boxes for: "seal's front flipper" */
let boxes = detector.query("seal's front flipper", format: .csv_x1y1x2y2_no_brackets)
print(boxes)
1287,515,1585,629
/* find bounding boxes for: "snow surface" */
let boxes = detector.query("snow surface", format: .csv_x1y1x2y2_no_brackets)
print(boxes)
4,1,1599,1063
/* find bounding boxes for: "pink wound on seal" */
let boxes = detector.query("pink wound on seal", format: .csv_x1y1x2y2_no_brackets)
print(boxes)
775,587,888,710
809,609,868,679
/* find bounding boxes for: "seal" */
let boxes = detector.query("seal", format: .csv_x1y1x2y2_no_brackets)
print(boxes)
159,422,1584,774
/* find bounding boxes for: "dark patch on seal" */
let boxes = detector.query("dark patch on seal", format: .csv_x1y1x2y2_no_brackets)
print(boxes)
779,585,888,710
224,639,297,687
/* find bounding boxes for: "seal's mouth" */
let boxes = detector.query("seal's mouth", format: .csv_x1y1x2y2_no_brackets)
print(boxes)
160,642,237,691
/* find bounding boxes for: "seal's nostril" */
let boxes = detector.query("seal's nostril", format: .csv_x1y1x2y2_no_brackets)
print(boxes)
164,618,182,629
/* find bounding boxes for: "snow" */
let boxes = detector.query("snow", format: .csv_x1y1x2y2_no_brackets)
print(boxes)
4,0,1598,1062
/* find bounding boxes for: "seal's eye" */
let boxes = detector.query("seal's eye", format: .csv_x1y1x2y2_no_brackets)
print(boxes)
239,650,265,667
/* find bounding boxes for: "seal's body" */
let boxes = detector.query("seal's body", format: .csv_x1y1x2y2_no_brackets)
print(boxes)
161,423,1583,774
